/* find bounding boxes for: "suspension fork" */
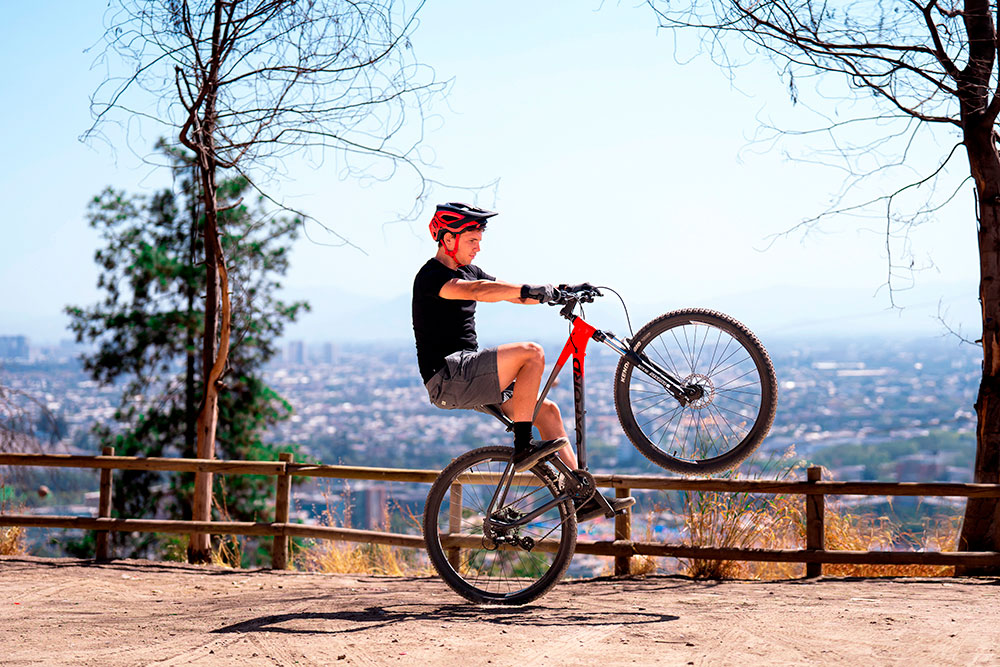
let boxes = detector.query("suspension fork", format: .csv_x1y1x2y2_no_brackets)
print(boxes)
598,330,695,404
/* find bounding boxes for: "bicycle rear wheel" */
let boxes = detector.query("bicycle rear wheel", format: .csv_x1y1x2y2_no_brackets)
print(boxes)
614,309,777,475
422,446,576,605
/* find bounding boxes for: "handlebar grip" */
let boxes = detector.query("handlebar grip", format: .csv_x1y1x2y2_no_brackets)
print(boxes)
558,283,602,300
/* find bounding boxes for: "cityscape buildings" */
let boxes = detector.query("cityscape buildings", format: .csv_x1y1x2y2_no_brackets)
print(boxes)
0,334,982,565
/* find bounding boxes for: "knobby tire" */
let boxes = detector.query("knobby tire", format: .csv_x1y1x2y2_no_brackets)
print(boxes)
614,309,777,475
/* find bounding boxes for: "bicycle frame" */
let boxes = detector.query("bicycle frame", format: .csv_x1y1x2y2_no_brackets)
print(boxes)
533,298,696,469
485,296,695,532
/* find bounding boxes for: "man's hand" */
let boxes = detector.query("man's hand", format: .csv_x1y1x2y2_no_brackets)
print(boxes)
521,283,559,304
559,282,598,295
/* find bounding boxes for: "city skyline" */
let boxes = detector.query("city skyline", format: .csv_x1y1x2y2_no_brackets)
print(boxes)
2,334,979,483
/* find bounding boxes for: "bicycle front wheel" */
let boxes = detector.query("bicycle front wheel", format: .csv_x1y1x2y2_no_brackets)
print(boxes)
614,309,777,475
422,446,577,605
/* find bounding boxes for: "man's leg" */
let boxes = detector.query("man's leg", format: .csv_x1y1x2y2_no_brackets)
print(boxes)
497,342,632,522
496,342,576,469
495,342,544,422
534,399,577,469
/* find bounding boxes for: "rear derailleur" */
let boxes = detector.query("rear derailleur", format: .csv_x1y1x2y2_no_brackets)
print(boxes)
483,506,535,551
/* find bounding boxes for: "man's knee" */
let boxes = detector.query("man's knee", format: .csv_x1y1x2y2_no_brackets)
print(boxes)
523,342,544,367
537,398,561,421
500,341,544,370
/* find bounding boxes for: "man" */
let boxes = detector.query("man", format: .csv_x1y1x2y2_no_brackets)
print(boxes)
411,202,634,522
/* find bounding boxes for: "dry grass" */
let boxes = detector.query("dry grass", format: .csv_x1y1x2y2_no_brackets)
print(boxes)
668,456,963,580
822,510,959,578
209,487,245,568
1,483,27,556
627,519,662,576
679,488,805,580
293,483,425,576
0,524,26,556
211,534,245,569
672,449,807,580
295,534,411,576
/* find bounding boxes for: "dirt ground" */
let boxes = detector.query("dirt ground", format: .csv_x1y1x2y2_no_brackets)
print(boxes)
2,556,999,666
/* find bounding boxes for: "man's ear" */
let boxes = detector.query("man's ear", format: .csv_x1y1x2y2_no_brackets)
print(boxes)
443,232,457,250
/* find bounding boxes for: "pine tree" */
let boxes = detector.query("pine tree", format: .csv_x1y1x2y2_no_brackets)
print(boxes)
65,147,307,561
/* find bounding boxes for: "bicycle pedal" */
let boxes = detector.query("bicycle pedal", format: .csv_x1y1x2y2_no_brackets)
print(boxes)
605,496,636,518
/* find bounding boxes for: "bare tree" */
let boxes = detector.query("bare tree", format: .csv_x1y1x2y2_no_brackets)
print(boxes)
86,0,440,562
646,0,1000,571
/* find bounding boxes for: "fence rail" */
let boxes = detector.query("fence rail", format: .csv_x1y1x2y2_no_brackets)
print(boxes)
3,451,1000,576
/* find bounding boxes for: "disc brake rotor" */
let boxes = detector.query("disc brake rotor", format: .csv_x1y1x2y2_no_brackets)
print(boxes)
681,373,715,409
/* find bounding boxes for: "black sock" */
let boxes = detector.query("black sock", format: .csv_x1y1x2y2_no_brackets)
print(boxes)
513,422,533,451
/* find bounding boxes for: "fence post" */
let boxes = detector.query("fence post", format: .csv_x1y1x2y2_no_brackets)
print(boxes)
447,483,463,570
271,452,293,570
806,466,825,578
95,446,114,562
614,486,632,576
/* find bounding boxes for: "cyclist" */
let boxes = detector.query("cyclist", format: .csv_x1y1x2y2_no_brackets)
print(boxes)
411,202,634,522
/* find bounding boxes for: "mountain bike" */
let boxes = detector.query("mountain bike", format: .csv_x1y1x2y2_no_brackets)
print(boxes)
422,284,777,604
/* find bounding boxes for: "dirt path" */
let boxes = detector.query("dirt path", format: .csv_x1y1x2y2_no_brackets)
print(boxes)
2,556,999,666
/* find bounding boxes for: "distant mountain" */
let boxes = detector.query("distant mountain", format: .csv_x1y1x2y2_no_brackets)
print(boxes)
701,282,980,341
280,281,982,344
11,279,978,347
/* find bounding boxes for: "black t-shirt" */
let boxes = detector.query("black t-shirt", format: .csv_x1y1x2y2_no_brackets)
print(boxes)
412,258,495,383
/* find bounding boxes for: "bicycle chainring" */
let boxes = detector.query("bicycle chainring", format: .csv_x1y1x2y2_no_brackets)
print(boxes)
565,469,597,503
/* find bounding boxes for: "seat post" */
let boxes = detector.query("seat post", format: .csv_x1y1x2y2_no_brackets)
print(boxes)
476,403,513,431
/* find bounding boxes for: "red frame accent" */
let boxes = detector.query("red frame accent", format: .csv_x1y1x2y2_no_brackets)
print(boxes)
528,311,600,469
555,316,597,379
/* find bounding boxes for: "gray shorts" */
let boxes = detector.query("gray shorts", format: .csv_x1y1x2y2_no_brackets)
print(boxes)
425,347,513,410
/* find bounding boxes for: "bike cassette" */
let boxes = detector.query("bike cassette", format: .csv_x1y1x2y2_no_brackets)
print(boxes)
482,530,534,552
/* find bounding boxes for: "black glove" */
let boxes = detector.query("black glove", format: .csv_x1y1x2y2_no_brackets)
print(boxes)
559,282,598,295
521,283,559,304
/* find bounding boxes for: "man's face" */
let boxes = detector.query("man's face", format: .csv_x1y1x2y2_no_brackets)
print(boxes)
449,229,482,265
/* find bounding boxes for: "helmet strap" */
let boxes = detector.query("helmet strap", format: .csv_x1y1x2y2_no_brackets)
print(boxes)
442,233,466,268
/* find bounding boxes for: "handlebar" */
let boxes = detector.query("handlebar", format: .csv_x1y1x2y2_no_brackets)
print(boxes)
550,283,602,306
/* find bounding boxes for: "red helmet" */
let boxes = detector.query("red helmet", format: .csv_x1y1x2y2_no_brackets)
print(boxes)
428,202,498,243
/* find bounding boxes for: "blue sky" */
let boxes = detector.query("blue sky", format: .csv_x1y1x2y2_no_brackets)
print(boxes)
0,2,982,344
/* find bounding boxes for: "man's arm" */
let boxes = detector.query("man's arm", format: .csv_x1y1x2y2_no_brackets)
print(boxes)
439,279,546,304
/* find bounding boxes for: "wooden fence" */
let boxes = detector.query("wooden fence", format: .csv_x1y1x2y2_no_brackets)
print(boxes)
3,449,1000,577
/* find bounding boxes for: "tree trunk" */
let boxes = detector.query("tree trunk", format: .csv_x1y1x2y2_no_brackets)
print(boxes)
188,169,219,563
186,0,229,566
958,115,1000,573
188,166,232,563
184,164,198,460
